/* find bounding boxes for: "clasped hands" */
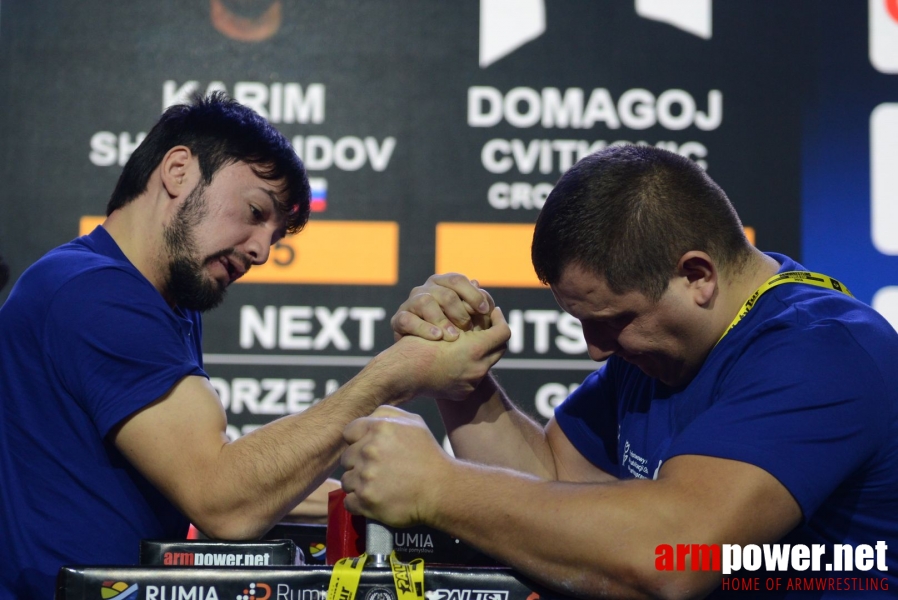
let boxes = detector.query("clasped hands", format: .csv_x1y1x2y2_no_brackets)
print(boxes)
341,273,509,527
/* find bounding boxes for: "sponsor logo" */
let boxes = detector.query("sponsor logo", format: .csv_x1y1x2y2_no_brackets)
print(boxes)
162,552,195,566
425,592,509,600
394,532,435,552
655,542,892,592
656,541,889,575
145,586,220,600
311,542,327,560
365,588,395,600
274,585,325,600
101,581,138,600
161,552,271,566
391,561,414,595
238,583,272,600
870,0,898,73
620,440,650,479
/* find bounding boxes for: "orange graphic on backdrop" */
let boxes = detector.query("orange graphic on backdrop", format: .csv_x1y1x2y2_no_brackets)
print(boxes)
79,217,399,286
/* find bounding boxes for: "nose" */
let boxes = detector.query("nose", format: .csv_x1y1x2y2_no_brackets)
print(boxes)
245,230,272,265
582,328,620,362
587,344,616,362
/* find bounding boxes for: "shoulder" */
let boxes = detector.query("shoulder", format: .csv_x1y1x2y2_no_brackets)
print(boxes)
19,236,146,299
759,284,898,366
756,254,895,344
9,238,179,340
712,283,898,430
562,357,654,415
725,256,898,363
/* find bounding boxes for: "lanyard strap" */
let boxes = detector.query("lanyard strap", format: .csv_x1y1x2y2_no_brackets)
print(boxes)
389,551,425,600
328,552,425,600
328,554,367,600
716,271,853,345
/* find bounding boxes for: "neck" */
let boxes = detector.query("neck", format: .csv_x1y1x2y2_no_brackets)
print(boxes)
102,199,171,299
717,249,781,332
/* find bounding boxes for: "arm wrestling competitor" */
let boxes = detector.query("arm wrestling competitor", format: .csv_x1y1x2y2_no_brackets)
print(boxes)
0,93,509,598
340,145,898,599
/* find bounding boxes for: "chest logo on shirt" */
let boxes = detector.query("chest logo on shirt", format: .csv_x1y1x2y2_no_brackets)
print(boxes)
621,439,652,479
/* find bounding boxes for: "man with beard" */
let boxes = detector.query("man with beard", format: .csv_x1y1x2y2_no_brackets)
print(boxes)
0,93,509,598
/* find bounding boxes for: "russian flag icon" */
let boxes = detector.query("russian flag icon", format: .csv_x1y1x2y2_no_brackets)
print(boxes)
309,177,327,212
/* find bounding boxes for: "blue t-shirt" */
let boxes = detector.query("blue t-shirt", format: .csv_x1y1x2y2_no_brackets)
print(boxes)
556,254,898,597
0,227,206,598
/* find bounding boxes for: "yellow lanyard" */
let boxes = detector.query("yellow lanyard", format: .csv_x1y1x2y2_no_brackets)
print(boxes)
327,552,425,600
716,271,853,345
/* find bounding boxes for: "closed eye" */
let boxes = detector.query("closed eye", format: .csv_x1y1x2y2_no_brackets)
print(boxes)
584,313,634,333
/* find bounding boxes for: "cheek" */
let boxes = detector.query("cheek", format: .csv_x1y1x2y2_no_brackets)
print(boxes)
581,324,622,354
616,324,657,352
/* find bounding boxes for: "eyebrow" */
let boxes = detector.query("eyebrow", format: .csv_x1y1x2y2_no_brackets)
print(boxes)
259,188,282,213
257,188,290,243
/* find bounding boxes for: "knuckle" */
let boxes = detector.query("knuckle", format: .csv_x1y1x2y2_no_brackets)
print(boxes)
428,286,454,303
393,310,422,332
409,292,436,310
359,442,380,462
444,273,469,287
452,311,472,327
392,310,411,327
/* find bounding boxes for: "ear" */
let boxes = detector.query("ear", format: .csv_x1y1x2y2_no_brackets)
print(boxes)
159,146,197,199
676,251,718,307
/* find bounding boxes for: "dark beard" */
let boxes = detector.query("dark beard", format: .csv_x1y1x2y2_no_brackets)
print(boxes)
163,183,228,312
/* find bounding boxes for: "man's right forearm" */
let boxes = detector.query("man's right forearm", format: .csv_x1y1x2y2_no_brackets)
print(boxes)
436,374,558,479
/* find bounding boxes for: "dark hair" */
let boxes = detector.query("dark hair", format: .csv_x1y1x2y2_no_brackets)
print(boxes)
106,91,310,234
532,145,751,301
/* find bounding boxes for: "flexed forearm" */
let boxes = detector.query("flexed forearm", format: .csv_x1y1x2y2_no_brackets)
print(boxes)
437,374,559,479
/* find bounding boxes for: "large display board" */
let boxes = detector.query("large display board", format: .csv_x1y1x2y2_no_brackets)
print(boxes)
0,1,895,446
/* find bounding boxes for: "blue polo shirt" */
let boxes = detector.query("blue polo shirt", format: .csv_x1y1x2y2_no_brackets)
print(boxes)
0,227,205,598
556,254,898,596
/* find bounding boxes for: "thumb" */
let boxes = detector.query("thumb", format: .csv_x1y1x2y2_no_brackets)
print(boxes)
484,307,511,345
342,416,374,444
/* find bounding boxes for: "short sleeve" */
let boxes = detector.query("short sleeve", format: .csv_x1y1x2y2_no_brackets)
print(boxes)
554,365,620,476
43,266,206,437
667,319,889,519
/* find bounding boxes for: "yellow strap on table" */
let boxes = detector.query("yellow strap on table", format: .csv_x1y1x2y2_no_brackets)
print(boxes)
327,551,425,600
328,553,368,600
390,551,425,600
